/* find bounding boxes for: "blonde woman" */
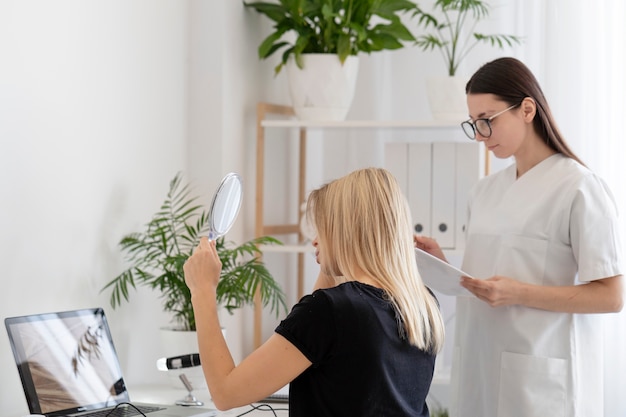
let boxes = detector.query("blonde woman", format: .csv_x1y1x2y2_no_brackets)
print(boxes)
184,167,444,417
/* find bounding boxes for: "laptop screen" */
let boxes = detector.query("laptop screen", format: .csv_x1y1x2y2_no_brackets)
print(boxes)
5,308,130,415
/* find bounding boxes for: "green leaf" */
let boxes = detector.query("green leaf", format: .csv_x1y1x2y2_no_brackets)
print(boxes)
244,2,289,23
366,33,404,51
258,31,288,59
337,34,352,63
473,33,523,49
415,34,446,51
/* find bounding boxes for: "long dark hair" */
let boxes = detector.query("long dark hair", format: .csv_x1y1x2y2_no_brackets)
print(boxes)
466,57,585,166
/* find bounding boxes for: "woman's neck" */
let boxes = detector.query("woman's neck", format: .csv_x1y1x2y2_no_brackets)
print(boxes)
349,267,382,289
514,134,557,178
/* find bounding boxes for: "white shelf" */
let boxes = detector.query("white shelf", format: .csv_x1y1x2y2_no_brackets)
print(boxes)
261,119,463,129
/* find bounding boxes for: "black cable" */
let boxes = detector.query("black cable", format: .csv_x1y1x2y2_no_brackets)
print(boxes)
104,402,147,417
235,403,289,417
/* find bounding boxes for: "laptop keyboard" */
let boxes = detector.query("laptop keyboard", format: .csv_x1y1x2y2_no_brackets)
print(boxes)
79,404,165,417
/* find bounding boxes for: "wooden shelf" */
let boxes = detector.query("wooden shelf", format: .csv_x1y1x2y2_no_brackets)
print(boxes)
261,119,463,129
259,243,315,253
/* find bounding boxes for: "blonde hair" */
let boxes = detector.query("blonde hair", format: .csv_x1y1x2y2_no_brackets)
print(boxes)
307,168,445,352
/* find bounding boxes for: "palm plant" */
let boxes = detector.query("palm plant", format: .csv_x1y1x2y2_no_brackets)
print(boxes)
244,0,418,74
101,173,286,331
412,0,522,76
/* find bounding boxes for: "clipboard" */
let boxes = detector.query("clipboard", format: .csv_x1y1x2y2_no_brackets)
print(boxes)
415,248,474,296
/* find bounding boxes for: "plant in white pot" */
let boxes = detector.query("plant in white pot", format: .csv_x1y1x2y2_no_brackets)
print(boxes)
412,0,522,120
101,173,286,387
244,0,418,121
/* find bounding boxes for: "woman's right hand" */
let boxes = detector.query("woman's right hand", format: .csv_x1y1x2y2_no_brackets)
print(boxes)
183,236,222,296
413,235,447,262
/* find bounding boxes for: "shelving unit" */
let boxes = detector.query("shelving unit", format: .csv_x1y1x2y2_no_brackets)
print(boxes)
253,102,489,347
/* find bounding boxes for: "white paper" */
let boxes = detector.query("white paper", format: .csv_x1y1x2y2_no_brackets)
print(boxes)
415,248,474,297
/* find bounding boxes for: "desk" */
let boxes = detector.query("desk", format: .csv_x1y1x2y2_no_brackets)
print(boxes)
7,385,288,417
129,385,289,417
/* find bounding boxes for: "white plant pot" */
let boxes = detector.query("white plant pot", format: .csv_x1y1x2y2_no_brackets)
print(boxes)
426,75,468,122
286,53,359,121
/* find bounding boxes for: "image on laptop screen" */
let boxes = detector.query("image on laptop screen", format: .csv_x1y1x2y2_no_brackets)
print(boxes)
5,308,129,415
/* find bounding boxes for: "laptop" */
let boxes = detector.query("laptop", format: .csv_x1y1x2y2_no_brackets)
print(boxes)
5,307,216,417
260,385,289,404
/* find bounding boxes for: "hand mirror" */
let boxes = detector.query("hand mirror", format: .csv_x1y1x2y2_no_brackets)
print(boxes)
207,172,243,241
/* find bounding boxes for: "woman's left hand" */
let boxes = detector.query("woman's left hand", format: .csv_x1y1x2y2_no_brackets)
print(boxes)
461,275,523,307
463,274,623,313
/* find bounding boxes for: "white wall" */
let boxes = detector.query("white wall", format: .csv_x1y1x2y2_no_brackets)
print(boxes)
0,1,284,414
0,1,185,415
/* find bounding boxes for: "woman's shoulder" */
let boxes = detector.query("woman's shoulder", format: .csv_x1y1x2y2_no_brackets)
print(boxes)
282,282,384,332
321,281,385,295
532,155,616,209
476,154,597,188
552,155,612,192
552,153,590,176
296,282,366,308
313,281,386,306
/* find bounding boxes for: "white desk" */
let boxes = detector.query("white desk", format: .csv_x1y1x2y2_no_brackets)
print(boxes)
7,385,288,417
129,384,289,417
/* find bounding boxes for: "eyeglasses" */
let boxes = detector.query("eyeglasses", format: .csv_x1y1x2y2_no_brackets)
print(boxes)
461,103,521,140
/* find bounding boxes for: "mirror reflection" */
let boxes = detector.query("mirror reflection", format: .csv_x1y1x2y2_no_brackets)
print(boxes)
207,172,243,241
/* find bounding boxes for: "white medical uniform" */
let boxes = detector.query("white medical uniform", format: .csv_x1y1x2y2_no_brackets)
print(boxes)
450,154,623,417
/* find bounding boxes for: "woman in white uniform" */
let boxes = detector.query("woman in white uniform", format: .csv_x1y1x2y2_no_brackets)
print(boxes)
415,57,623,417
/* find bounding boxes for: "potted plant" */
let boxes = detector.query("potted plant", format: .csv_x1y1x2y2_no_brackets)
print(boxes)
411,0,522,120
244,0,418,121
101,173,287,331
101,173,287,387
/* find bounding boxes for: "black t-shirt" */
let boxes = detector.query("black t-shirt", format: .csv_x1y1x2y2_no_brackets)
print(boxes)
275,281,436,417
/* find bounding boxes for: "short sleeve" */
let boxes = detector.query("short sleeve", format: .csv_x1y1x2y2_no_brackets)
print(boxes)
275,290,336,364
570,174,623,281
